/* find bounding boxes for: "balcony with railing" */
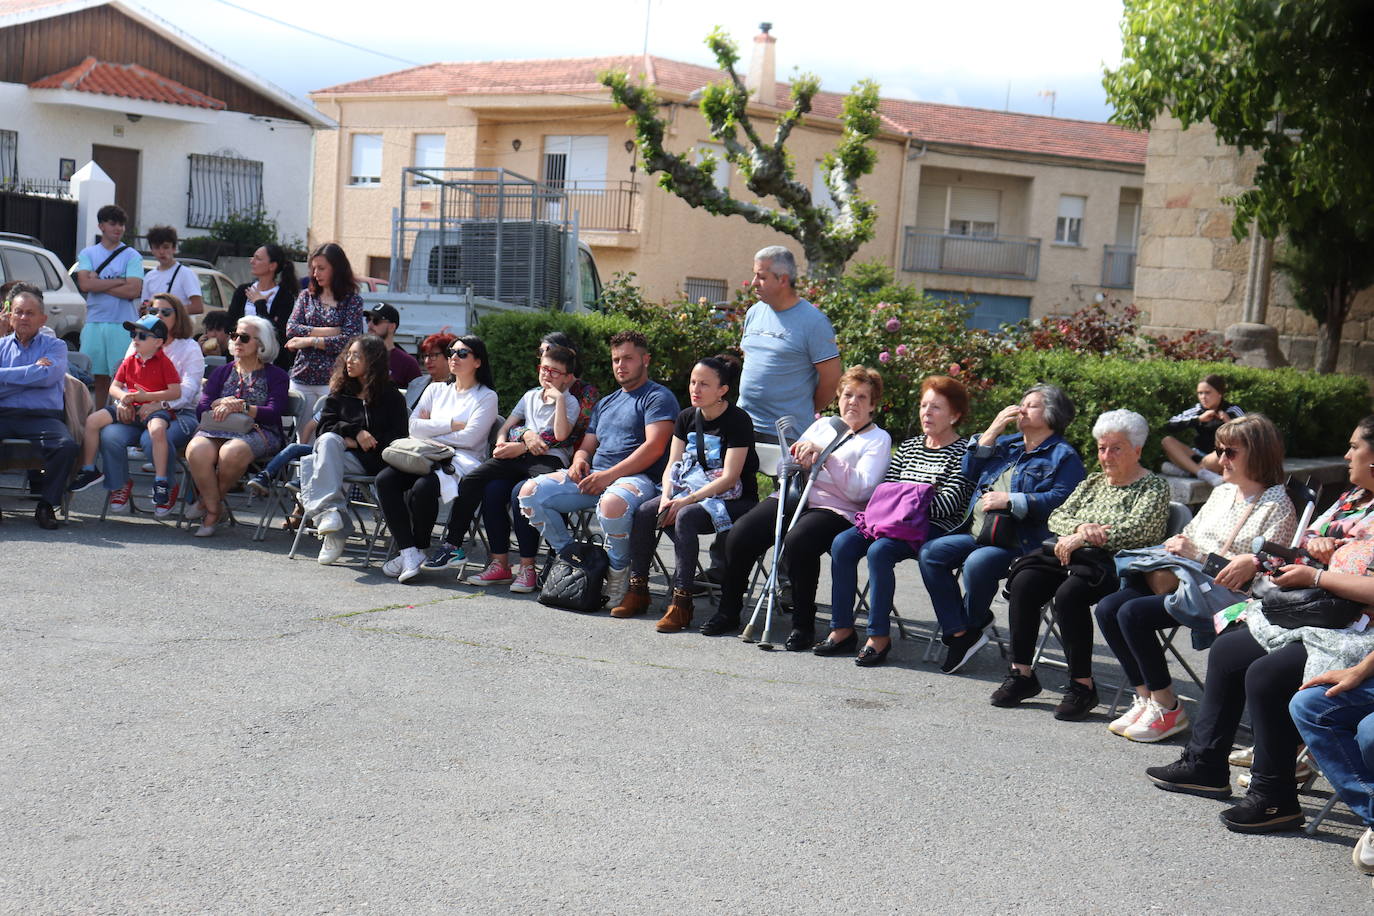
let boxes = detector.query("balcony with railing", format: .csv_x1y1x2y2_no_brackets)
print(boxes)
553,180,640,232
1101,244,1137,288
901,228,1040,281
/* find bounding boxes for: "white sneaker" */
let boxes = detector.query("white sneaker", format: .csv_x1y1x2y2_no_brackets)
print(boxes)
316,508,344,535
603,564,629,606
398,547,424,583
382,555,405,578
1160,461,1189,478
318,532,346,565
1107,695,1150,737
1228,745,1254,768
1124,698,1190,743
1354,827,1374,875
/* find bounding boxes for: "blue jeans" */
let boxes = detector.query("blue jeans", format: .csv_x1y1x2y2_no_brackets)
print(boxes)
829,527,919,638
262,442,312,480
97,411,199,488
1290,683,1374,826
518,471,658,569
917,533,1016,637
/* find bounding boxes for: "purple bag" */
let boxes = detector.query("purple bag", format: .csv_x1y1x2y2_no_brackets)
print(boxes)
853,481,935,550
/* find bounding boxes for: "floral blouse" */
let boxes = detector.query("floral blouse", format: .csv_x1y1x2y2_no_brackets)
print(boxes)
1048,471,1172,551
284,288,366,386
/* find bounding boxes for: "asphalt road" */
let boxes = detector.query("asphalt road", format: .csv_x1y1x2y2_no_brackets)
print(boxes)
1,490,1368,913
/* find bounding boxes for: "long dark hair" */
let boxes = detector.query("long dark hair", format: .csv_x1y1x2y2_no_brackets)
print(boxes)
455,334,496,390
308,241,358,302
330,334,391,405
263,243,300,303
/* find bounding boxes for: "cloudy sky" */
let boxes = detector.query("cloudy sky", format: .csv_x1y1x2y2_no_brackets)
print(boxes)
142,0,1127,122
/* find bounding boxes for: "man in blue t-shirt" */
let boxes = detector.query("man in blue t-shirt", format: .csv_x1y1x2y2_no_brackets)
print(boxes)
75,204,144,407
518,330,678,605
737,245,841,442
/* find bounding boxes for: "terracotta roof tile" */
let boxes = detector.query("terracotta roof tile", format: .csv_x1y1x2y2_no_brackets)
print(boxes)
314,53,1144,166
30,56,227,109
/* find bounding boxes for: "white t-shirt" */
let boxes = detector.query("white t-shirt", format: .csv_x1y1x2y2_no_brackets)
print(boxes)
408,382,499,475
143,262,201,307
242,283,279,319
510,385,581,463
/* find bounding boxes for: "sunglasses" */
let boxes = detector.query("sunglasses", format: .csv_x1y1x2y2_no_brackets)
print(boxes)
448,347,473,359
1214,446,1240,459
129,331,161,341
229,332,255,344
144,306,175,317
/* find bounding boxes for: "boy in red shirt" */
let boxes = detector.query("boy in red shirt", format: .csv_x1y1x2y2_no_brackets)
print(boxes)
70,314,182,504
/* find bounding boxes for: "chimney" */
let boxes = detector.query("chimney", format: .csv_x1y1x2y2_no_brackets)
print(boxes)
746,22,776,107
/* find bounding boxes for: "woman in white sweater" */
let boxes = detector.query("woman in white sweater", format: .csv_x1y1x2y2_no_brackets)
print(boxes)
375,335,499,579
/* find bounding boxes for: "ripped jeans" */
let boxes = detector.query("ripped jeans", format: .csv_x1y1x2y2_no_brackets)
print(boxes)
518,471,659,570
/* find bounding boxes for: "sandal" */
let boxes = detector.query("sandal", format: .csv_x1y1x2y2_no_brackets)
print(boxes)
282,507,304,531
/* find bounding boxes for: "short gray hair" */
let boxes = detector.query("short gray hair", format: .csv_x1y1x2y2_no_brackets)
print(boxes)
754,246,797,285
1092,409,1148,448
237,315,279,363
1025,383,1074,434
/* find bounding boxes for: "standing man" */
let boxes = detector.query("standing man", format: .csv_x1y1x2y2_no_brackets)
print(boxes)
0,284,78,528
366,304,422,387
737,245,842,443
141,225,205,315
75,205,144,406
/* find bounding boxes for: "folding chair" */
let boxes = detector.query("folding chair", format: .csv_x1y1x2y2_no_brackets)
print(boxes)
97,446,193,526
288,473,391,566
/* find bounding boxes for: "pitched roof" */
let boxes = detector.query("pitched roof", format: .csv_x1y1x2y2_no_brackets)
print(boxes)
314,54,1144,167
31,56,227,109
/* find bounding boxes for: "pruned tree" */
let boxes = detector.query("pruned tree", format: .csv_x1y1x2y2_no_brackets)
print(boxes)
1274,207,1374,374
601,28,881,280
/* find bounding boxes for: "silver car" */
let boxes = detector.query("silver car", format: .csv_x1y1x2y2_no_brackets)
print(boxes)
0,232,87,347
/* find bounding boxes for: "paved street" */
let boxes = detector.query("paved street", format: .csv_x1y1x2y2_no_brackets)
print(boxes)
1,490,1368,913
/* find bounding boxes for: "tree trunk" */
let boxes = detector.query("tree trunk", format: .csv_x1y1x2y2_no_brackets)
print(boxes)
1315,282,1348,374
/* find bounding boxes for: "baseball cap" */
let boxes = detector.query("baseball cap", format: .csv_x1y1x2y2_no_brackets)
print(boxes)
123,314,168,339
368,303,400,325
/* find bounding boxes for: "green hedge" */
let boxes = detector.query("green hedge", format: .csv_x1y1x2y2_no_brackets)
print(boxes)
969,350,1371,468
471,311,634,411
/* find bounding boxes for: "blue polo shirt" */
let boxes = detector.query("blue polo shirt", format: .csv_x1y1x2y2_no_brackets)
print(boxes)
0,331,69,412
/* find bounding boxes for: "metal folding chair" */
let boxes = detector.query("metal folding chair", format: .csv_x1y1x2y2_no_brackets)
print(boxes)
288,473,392,567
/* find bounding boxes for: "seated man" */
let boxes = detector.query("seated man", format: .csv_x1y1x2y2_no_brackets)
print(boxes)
517,330,677,603
0,283,79,528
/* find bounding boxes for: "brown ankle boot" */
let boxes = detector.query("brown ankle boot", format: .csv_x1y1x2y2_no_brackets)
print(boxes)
656,589,694,632
611,576,651,618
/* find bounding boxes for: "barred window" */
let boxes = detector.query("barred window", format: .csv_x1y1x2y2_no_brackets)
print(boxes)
187,154,263,228
0,129,17,185
683,276,728,304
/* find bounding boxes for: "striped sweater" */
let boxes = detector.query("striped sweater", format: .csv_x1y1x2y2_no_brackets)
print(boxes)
884,434,976,534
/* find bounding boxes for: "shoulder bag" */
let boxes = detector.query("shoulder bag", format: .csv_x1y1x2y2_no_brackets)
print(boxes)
381,436,455,476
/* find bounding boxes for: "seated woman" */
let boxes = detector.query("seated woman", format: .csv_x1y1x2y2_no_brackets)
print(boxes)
302,335,409,566
375,335,499,582
992,410,1171,720
1148,422,1374,833
1100,413,1297,742
615,353,759,632
700,366,890,655
821,374,976,666
1161,373,1244,487
186,316,290,537
506,332,599,451
405,332,456,409
918,384,1087,674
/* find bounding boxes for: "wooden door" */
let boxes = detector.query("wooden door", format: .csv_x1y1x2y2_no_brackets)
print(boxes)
91,144,141,233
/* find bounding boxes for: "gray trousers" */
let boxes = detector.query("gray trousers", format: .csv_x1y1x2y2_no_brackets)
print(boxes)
300,432,366,529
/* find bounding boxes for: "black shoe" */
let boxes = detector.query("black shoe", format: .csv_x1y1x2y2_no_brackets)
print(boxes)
989,668,1042,707
784,626,814,652
699,612,739,637
1054,681,1100,721
1145,756,1232,800
68,467,104,493
812,632,859,656
854,643,892,667
1218,793,1303,834
940,628,990,674
702,566,724,586
34,501,58,530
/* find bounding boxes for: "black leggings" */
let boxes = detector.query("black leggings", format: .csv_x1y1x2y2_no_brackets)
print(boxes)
440,454,563,558
1183,626,1306,800
375,466,441,552
1094,586,1179,691
1006,563,1118,679
717,499,852,628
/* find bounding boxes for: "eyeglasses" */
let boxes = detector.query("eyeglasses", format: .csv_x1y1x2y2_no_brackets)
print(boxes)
229,332,255,344
538,364,567,377
144,306,175,317
1215,446,1240,459
129,331,160,341
449,347,473,359
422,351,446,359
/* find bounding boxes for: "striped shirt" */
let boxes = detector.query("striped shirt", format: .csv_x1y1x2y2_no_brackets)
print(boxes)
884,434,976,534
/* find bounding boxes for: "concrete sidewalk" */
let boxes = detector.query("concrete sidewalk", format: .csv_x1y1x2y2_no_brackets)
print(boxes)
0,492,1367,912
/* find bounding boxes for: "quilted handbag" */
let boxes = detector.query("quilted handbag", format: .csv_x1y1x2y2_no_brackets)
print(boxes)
538,540,610,612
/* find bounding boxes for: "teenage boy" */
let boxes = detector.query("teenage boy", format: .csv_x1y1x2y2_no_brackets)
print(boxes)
366,304,422,387
75,205,144,407
70,314,182,512
142,225,205,315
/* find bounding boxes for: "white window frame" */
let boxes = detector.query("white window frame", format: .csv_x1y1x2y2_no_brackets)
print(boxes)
349,134,383,186
1055,194,1086,245
412,133,445,184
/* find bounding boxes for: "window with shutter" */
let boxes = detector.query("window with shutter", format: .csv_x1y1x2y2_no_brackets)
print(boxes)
949,187,1000,237
1055,194,1086,244
349,135,382,186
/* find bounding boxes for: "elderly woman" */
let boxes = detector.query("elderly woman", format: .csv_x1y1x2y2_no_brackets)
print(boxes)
375,335,499,582
820,375,976,666
700,366,891,654
284,242,366,430
918,384,1087,674
96,292,205,515
186,315,290,537
303,335,409,566
1102,413,1296,742
1148,420,1374,833
405,331,456,409
990,410,1171,720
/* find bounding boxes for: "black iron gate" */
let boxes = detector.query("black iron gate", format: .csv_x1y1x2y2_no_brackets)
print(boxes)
0,186,78,265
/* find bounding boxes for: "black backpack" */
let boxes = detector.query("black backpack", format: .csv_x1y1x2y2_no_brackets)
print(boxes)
538,540,610,612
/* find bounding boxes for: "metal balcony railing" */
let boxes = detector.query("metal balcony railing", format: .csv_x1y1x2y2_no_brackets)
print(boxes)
1101,244,1137,288
550,180,640,232
901,228,1040,280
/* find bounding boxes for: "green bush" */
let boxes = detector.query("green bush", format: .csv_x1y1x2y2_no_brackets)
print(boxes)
471,310,635,411
969,350,1370,467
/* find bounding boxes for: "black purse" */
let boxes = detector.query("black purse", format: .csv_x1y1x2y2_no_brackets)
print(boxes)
1250,575,1365,630
976,508,1018,550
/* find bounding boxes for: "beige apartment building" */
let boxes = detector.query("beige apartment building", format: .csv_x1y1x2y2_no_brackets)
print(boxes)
307,28,1145,329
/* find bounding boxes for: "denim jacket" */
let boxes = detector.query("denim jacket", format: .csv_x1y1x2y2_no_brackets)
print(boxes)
961,432,1086,554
